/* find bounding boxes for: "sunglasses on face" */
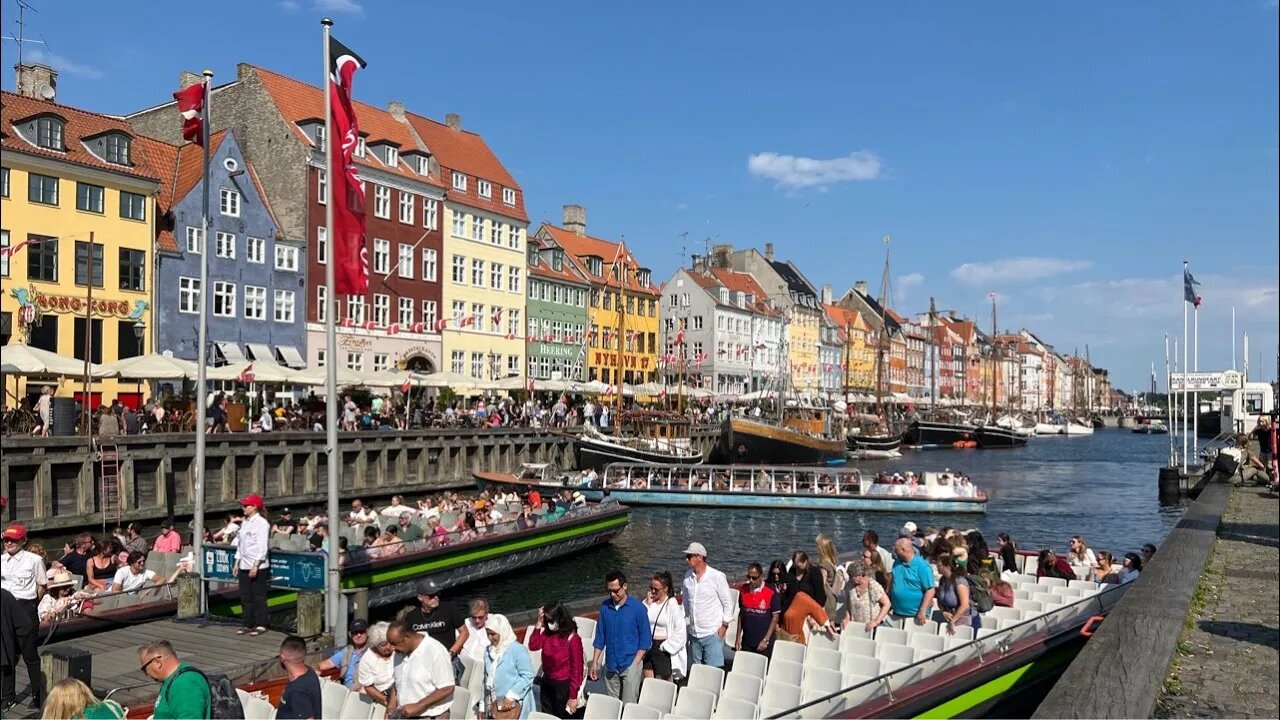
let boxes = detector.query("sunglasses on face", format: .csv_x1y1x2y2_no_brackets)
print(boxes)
607,585,626,596
139,656,161,673
746,574,761,581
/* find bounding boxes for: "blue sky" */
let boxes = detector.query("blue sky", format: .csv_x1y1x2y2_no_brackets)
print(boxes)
4,0,1276,389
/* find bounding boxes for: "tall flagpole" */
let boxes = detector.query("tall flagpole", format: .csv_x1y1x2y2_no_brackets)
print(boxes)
1181,261,1188,471
322,17,342,635
1231,306,1236,371
192,69,213,615
1165,333,1174,466
1193,302,1199,462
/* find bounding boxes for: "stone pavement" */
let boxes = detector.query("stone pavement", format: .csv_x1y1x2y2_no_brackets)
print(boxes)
1155,485,1280,719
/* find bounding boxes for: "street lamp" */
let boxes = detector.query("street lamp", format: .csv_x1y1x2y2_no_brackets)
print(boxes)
132,321,146,354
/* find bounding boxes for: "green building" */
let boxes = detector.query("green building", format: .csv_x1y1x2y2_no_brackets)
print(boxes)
525,235,591,382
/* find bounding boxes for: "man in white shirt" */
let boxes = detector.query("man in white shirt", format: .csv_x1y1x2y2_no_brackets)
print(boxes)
110,551,161,592
380,496,409,517
348,500,377,526
680,541,734,669
387,620,455,718
2,524,47,708
235,494,271,636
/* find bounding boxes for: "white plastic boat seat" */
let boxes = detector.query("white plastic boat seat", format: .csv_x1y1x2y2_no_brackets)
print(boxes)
1054,585,1084,598
839,635,877,658
1068,579,1099,593
242,696,275,720
935,624,975,642
320,678,349,718
730,651,768,680
1032,592,1058,606
803,647,841,671
530,713,561,720
339,691,376,720
144,551,169,573
765,659,803,687
989,606,1023,623
585,693,624,720
839,674,881,708
759,679,802,710
806,629,838,654
841,621,876,639
1009,573,1037,586
621,704,662,720
576,616,599,647
1044,602,1064,614
799,688,840,719
638,678,679,714
874,643,915,666
980,616,1003,631
874,627,908,646
1037,576,1068,589
801,666,843,694
902,619,936,635
907,633,945,655
1018,600,1044,615
1013,589,1031,601
721,673,763,703
1073,566,1092,580
686,665,725,700
840,654,881,679
758,702,796,720
712,697,756,720
772,639,806,666
673,687,716,720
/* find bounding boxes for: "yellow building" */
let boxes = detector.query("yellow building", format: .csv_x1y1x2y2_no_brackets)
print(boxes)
405,112,528,382
535,206,660,385
787,308,821,392
825,304,874,393
2,78,159,410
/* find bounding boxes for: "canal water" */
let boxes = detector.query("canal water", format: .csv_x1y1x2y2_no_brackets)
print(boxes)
461,429,1183,616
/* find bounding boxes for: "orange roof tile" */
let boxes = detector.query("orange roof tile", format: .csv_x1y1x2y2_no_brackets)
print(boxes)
823,303,863,329
249,66,444,189
528,238,590,285
541,224,660,296
709,267,781,317
2,90,162,183
403,111,527,222
132,131,228,253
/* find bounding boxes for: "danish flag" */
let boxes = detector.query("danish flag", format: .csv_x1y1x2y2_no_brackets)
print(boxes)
340,317,355,328
675,329,685,345
238,362,255,384
362,320,377,331
491,307,504,325
505,332,517,341
411,321,426,334
435,318,449,332
386,323,401,336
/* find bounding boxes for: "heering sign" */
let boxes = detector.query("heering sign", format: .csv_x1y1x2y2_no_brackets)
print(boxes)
537,343,577,358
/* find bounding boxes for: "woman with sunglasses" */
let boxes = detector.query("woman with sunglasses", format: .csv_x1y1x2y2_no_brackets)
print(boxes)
642,571,686,682
528,602,582,718
85,540,122,593
765,560,790,611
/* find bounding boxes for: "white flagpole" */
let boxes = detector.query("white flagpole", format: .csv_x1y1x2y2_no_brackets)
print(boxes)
1181,261,1188,471
1193,302,1199,461
322,17,341,635
192,69,213,616
1165,333,1173,466
1231,306,1236,371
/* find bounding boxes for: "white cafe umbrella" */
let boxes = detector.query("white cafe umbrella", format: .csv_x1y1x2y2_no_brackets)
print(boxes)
206,360,298,384
0,343,116,377
100,353,198,380
289,365,368,387
413,371,482,390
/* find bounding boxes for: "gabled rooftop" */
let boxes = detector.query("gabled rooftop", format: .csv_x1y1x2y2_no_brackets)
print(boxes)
2,90,161,183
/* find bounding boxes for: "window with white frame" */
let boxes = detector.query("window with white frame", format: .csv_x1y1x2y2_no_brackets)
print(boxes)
346,295,365,324
528,281,537,300
508,266,521,293
508,309,520,338
213,281,236,317
274,290,295,323
373,294,390,326
398,297,413,326
316,226,328,264
471,216,482,241
219,188,240,217
372,353,390,372
452,211,465,237
397,243,414,278
451,350,464,374
424,198,438,230
178,277,200,313
246,237,265,264
314,125,326,147
384,147,398,167
528,356,537,378
316,285,328,323
398,191,414,224
373,238,391,274
185,227,203,254
244,285,266,320
215,232,235,259
502,187,516,206
471,303,483,328
422,248,437,282
470,352,483,378
508,225,521,250
317,169,327,204
489,307,502,333
490,221,501,245
373,184,391,219
471,259,484,286
451,300,466,324
490,262,503,290
528,317,538,338
317,349,327,367
416,155,430,176
452,172,467,191
477,180,491,198
508,355,519,374
275,244,300,271
346,352,363,371
423,300,437,329
354,136,365,157
451,255,465,283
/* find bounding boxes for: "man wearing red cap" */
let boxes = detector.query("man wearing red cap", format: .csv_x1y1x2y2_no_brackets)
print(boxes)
2,524,47,709
235,495,271,636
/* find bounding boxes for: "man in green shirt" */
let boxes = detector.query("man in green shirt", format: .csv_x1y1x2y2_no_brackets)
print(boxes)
138,641,211,720
397,512,424,543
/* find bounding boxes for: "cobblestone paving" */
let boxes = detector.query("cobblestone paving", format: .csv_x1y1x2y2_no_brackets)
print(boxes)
1155,486,1280,719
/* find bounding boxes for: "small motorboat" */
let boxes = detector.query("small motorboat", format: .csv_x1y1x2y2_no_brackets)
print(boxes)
1132,419,1170,434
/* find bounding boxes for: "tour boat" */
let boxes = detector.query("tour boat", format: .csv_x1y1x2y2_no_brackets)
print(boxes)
718,414,847,465
475,462,987,514
972,423,1030,448
903,419,980,448
573,413,704,470
1132,418,1170,434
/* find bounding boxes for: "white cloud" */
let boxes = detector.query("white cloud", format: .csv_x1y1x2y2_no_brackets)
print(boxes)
951,257,1093,286
893,272,925,306
312,0,363,12
278,0,301,10
747,151,882,189
24,48,101,79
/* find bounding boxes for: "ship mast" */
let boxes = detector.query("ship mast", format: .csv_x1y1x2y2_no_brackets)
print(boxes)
613,241,628,421
929,296,938,412
875,235,892,426
990,292,998,419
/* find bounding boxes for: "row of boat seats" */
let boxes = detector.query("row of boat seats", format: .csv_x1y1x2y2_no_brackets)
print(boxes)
271,533,311,551
313,676,390,719
143,550,191,579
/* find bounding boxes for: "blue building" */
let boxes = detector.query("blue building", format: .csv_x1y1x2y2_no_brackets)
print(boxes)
144,129,306,369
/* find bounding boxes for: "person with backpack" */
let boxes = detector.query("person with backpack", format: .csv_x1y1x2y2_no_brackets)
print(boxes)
935,556,980,634
138,641,211,719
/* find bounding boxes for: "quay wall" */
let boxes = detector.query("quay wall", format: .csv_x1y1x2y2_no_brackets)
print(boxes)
0,427,721,533
1032,479,1233,719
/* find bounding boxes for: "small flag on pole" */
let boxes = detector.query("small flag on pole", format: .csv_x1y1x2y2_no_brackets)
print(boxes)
238,362,255,383
173,83,205,147
1183,266,1202,307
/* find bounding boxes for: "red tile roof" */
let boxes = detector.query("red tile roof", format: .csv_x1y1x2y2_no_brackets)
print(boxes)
528,238,590,285
709,268,781,317
132,131,228,253
540,224,660,296
2,90,162,183
402,111,526,222
249,66,444,189
823,303,862,329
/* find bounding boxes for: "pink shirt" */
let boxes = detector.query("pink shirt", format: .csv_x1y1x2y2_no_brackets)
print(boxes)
153,530,182,553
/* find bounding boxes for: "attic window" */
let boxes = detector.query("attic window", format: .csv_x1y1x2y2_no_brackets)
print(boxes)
736,291,745,308
586,256,602,276
477,180,492,198
502,188,516,206
315,125,326,147
416,156,430,176
354,136,365,157
452,172,467,192
552,253,562,271
638,269,650,288
35,116,65,151
719,288,729,304
384,146,398,167
104,134,131,165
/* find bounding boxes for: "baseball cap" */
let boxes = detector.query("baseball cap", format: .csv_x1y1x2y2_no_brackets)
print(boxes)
900,521,918,537
416,578,443,597
683,542,708,557
161,519,175,529
349,618,370,634
281,507,292,515
240,493,265,509
2,524,28,542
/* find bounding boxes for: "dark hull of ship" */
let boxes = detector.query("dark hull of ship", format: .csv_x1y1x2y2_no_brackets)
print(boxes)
574,436,705,471
847,433,904,452
717,418,846,465
903,420,978,447
973,424,1030,448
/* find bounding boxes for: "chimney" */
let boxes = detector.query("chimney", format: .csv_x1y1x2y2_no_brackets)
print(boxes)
562,204,587,235
387,100,406,121
237,62,254,81
854,280,868,296
710,243,732,269
445,113,462,130
821,284,833,305
690,254,705,272
15,63,57,100
948,310,958,319
764,242,774,260
178,71,203,90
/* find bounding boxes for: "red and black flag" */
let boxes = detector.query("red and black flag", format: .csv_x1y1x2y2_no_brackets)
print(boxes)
328,35,369,295
173,83,205,146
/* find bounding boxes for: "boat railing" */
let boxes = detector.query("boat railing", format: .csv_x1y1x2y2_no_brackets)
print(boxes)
603,464,869,496
767,580,1131,718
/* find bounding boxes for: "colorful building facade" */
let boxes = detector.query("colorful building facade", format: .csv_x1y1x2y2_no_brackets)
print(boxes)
525,234,590,383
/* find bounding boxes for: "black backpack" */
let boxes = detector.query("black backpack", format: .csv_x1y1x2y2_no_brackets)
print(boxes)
967,576,995,614
170,666,245,720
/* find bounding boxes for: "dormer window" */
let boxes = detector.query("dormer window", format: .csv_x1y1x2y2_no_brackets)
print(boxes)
416,155,430,176
354,136,365,157
104,134,131,165
586,256,602,276
552,253,562,271
384,146,398,166
314,124,326,147
719,288,730,304
35,116,65,150
452,172,467,191
477,180,492,198
736,291,746,308
747,293,756,305
502,188,516,205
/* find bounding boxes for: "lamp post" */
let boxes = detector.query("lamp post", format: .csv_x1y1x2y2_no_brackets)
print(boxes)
132,321,146,353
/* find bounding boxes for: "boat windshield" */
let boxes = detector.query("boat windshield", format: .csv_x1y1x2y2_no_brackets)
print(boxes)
600,464,983,500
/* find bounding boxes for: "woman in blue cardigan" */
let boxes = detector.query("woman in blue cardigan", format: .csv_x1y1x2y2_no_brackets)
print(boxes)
482,614,536,719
